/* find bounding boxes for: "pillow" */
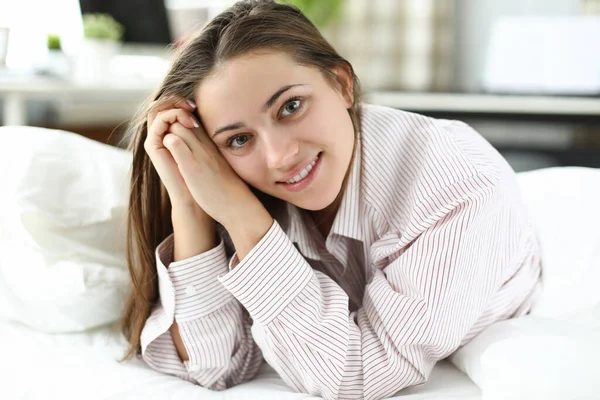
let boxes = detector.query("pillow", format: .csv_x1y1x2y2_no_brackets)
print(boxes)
516,167,600,318
450,310,600,400
0,126,133,332
449,167,600,398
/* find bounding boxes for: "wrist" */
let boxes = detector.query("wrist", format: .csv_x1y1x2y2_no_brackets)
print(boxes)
171,204,217,262
221,193,268,230
171,202,210,221
170,197,200,213
223,201,273,262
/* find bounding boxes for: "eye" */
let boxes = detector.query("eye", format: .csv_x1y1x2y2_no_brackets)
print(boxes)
280,97,302,118
227,134,250,149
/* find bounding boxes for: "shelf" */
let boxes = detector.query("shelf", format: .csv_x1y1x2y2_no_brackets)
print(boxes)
365,92,600,117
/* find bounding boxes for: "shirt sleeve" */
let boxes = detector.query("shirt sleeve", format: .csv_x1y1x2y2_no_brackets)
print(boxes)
140,233,263,390
217,173,528,399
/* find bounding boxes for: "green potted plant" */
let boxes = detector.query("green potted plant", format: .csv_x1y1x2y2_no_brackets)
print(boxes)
73,13,125,83
44,33,70,77
279,0,343,29
82,13,125,42
47,34,62,52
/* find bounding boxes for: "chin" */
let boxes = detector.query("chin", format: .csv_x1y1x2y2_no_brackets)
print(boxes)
291,189,338,211
295,200,330,211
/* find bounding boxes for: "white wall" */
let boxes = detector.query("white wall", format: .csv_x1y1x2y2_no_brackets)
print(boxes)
452,0,581,92
0,0,83,68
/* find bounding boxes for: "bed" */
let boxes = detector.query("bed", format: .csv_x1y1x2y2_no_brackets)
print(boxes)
0,319,481,399
1,126,599,400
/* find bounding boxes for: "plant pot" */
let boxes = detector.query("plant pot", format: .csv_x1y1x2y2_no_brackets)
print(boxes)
44,50,70,77
72,39,120,84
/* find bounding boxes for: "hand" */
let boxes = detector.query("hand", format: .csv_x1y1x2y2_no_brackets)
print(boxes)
158,108,261,227
144,97,202,210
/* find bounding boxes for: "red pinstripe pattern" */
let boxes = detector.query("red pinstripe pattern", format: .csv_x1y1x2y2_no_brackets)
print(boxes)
140,104,542,399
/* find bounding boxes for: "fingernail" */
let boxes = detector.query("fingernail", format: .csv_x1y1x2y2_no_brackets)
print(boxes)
190,116,200,128
187,99,197,108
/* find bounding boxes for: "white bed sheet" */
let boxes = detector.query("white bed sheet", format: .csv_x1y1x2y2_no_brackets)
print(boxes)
0,320,481,399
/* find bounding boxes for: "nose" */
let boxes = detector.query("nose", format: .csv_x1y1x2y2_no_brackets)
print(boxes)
264,134,299,170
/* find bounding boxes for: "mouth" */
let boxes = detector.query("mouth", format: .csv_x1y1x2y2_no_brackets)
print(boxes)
276,152,323,192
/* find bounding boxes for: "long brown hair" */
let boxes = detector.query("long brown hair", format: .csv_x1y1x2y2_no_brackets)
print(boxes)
121,0,363,360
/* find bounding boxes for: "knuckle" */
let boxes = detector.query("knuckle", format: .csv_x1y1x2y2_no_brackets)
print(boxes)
159,108,186,124
147,105,195,138
171,121,185,131
154,109,169,121
175,108,190,119
164,134,181,147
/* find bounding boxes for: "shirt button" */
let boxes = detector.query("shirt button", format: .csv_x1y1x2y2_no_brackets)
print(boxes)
185,285,196,296
188,363,201,372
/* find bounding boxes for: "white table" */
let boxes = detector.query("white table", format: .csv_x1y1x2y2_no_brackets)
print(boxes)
0,43,170,126
0,74,156,126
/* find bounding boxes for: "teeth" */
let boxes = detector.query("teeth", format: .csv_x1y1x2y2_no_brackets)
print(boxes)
285,155,319,184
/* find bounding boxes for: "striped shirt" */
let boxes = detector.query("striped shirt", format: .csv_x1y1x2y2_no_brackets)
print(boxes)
140,104,542,400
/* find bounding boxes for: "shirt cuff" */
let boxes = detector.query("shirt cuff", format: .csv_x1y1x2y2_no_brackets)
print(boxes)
155,234,236,322
218,220,313,325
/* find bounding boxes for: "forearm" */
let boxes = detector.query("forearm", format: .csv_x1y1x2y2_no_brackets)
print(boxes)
170,204,217,361
172,205,217,262
167,198,270,361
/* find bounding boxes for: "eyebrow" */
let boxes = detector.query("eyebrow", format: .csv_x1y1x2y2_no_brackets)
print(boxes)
212,84,305,137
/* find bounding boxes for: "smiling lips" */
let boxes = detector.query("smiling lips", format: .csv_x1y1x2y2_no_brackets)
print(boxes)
277,153,321,184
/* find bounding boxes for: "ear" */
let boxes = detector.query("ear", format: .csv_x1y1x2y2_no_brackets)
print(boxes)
332,64,354,108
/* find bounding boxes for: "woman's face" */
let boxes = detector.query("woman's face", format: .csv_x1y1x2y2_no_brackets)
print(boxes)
195,50,355,211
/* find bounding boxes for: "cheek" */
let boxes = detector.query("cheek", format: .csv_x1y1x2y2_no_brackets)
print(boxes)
224,156,264,185
299,107,333,143
309,96,352,140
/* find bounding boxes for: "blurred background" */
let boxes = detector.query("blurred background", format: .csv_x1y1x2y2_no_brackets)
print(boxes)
0,0,599,172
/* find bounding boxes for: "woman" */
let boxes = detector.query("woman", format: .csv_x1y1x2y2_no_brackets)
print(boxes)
121,1,542,399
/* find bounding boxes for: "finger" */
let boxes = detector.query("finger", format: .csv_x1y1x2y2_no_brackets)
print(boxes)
156,108,201,131
147,97,197,129
163,133,195,174
169,122,205,154
150,146,187,193
143,133,191,201
168,120,217,153
146,108,202,151
171,115,215,151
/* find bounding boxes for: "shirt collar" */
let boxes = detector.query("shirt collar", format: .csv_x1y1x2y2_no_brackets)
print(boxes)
286,202,322,260
285,133,363,258
328,134,363,242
